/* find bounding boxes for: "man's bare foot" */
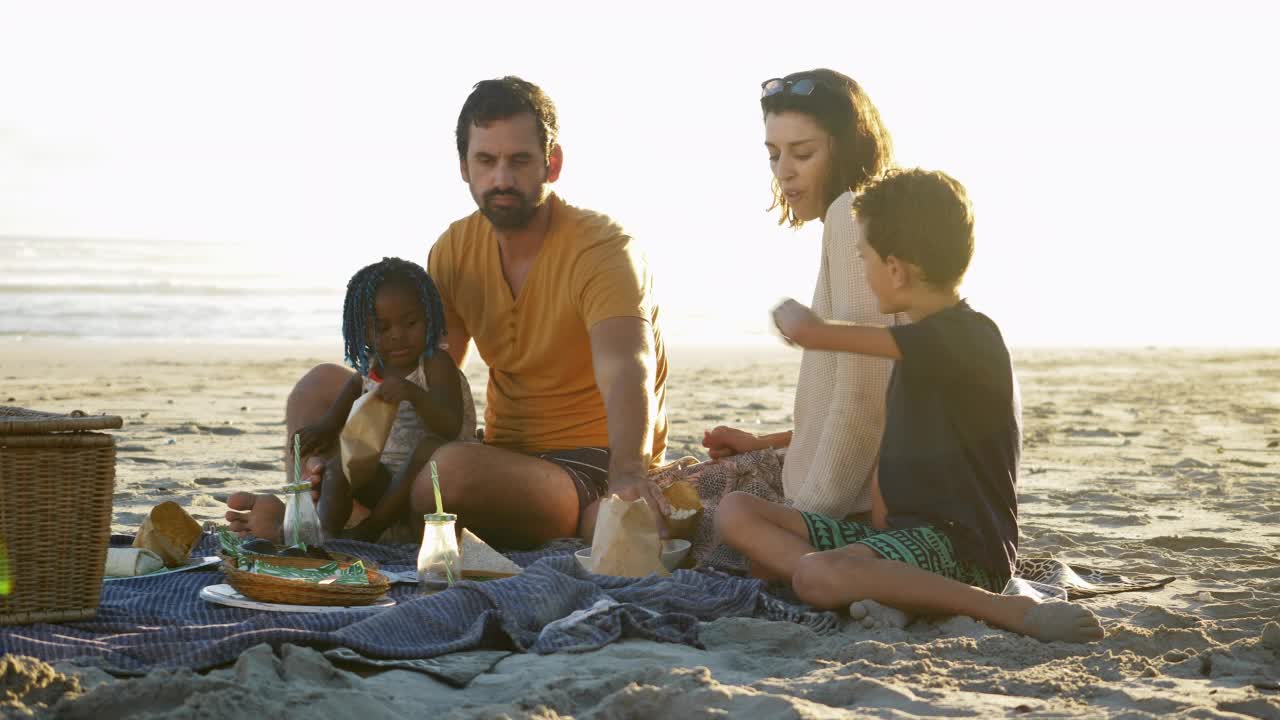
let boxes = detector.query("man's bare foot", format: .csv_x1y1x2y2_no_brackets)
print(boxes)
225,456,331,543
224,492,285,543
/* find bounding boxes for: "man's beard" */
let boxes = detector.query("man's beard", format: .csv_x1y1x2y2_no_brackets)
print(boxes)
480,186,546,230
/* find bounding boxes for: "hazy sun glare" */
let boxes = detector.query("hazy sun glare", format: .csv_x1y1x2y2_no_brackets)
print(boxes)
2,1,1277,347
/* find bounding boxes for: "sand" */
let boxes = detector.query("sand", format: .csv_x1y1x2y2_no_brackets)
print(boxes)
2,341,1279,718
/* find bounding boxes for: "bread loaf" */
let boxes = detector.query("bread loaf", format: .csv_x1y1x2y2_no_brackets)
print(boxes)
662,480,703,540
133,501,202,567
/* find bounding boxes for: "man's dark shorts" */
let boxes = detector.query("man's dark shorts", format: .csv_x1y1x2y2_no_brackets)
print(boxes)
536,447,611,511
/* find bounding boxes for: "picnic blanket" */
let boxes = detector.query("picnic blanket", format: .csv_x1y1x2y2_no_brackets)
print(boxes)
653,449,1176,601
1,452,1173,681
0,533,838,678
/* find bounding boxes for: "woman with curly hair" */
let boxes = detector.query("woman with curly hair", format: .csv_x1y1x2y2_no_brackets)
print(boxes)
701,69,902,521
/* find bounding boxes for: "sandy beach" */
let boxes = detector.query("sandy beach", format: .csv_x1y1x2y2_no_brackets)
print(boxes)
2,341,1278,718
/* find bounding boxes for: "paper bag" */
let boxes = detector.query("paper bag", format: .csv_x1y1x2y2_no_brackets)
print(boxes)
461,528,523,577
590,495,666,577
105,548,165,577
339,387,397,490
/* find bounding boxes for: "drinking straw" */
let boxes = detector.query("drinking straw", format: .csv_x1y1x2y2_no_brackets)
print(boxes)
294,433,303,484
429,460,455,585
290,434,303,548
0,541,10,596
430,460,444,515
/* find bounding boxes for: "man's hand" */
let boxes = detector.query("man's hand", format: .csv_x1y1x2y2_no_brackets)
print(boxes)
702,426,764,460
376,373,425,406
772,298,824,347
609,471,671,539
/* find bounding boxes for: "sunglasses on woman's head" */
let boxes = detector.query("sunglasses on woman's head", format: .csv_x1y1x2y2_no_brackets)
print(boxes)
761,77,816,98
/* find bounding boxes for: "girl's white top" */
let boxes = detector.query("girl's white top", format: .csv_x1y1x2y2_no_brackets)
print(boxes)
361,356,478,476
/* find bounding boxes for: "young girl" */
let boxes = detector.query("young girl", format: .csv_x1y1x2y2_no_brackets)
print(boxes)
297,257,476,542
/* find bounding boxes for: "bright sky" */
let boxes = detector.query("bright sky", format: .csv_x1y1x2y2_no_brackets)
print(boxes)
2,1,1277,347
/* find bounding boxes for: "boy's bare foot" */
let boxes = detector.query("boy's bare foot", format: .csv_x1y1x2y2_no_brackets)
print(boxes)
848,599,912,629
224,492,285,543
1007,596,1105,643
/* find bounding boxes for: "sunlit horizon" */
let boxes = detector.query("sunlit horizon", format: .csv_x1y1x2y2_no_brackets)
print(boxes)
3,1,1278,348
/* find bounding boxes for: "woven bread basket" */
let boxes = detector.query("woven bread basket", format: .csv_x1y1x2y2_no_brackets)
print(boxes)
218,553,390,606
1,406,122,625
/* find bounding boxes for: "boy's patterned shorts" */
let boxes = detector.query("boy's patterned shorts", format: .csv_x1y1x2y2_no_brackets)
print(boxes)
800,512,1008,593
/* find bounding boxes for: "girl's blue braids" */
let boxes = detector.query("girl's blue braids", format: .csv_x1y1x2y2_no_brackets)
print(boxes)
341,257,446,377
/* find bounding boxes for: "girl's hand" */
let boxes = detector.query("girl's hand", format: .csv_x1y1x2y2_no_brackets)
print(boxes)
297,422,338,457
772,298,823,347
702,426,765,460
376,373,424,406
303,456,326,504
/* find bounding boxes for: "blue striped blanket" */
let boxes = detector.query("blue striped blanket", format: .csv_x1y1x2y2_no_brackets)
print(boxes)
0,534,837,675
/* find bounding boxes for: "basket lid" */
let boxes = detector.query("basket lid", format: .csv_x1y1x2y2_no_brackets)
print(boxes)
0,406,124,435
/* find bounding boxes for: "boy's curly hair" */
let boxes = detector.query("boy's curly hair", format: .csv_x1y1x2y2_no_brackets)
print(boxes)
853,169,974,289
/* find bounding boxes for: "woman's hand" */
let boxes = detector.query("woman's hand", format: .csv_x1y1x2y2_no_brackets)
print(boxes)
702,425,766,460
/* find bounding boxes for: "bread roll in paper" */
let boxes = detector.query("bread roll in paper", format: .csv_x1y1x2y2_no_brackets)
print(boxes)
590,495,666,577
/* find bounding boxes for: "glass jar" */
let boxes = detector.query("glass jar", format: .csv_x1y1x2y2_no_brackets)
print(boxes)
417,513,460,592
281,481,325,548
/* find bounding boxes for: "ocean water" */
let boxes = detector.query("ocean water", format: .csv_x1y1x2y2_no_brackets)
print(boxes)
1,235,781,348
1,235,344,343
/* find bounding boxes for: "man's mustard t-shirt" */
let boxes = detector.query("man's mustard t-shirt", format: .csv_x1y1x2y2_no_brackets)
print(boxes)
428,194,668,468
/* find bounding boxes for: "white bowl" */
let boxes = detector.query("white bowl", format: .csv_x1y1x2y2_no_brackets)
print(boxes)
575,539,691,575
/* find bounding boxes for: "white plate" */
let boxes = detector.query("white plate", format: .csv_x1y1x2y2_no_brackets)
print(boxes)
199,583,395,613
104,556,222,581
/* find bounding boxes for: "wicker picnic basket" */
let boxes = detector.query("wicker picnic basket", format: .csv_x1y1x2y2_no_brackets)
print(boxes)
218,553,390,606
0,407,121,625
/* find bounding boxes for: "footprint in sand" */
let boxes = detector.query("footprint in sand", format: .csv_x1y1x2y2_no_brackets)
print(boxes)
234,460,280,471
115,512,146,526
202,425,246,436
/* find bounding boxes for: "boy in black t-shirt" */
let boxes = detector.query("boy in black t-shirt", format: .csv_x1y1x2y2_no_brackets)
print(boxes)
717,169,1103,643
